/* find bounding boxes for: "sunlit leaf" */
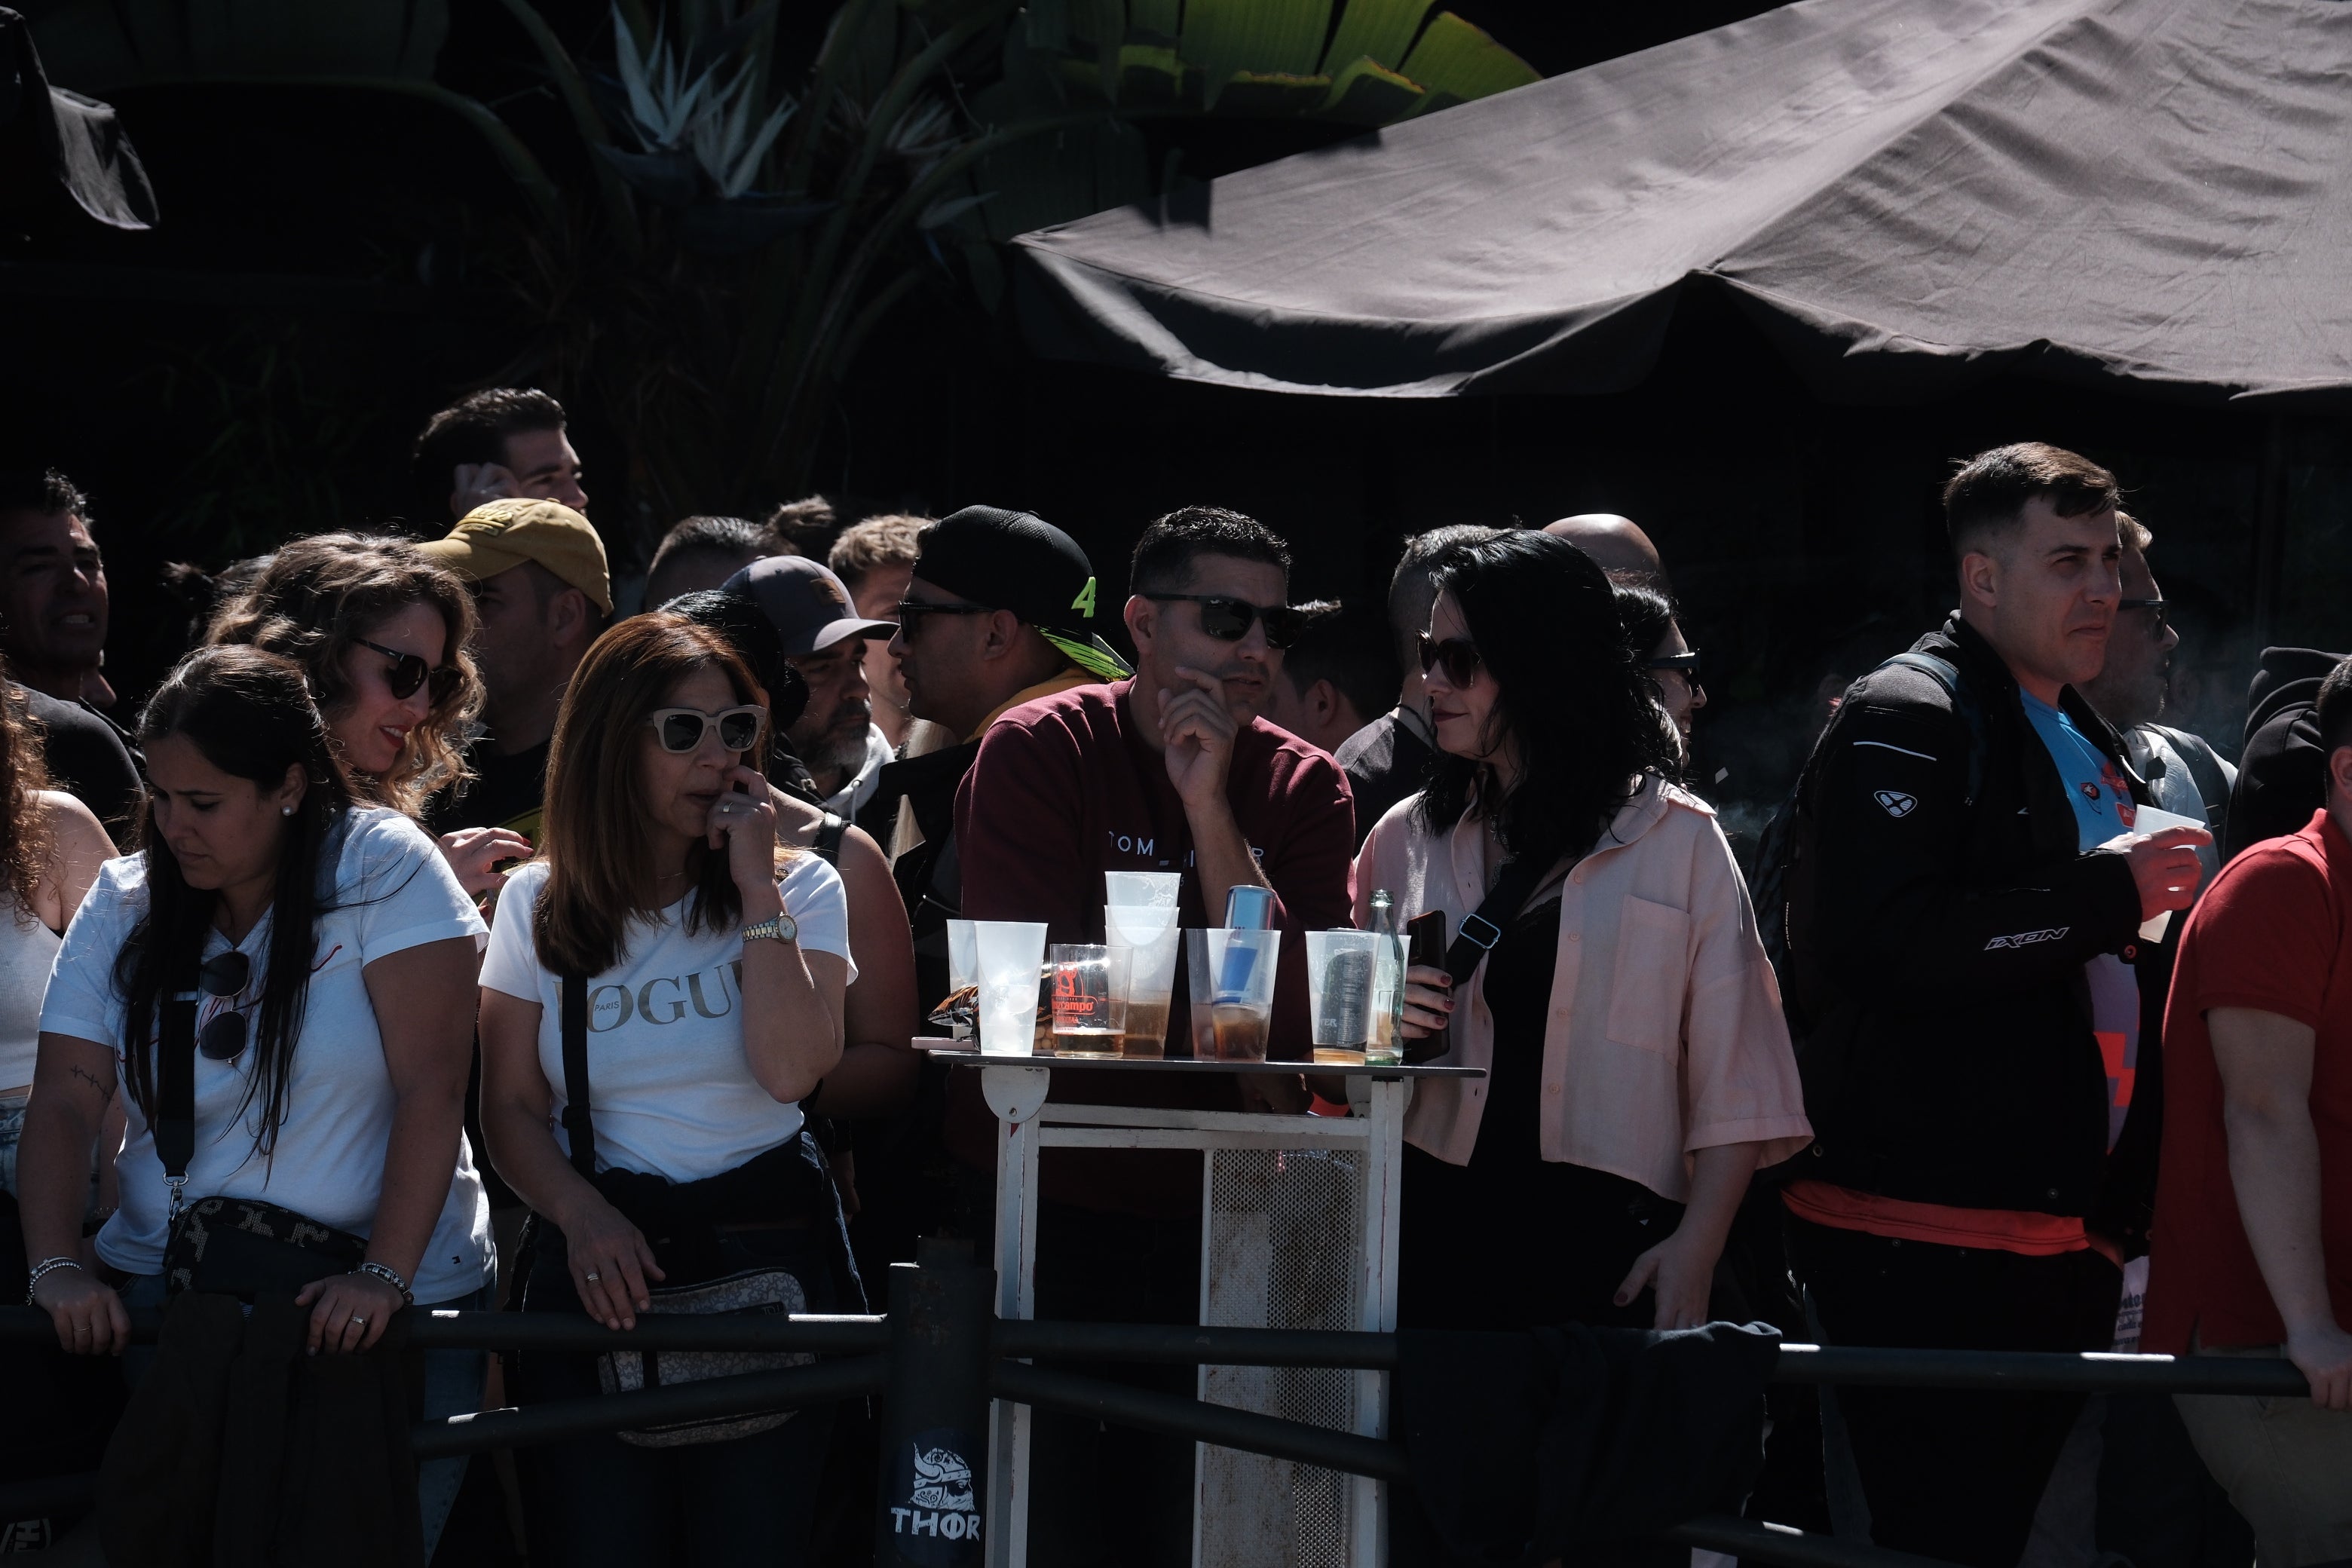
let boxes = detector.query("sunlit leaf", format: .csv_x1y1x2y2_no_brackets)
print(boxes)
1319,54,1423,123
1319,0,1437,72
1395,11,1538,112
1213,71,1331,118
1181,0,1329,107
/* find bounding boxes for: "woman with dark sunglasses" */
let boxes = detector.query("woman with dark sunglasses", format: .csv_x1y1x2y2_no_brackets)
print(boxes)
1613,580,1709,757
1354,531,1809,1336
477,614,857,1566
208,533,528,896
17,646,492,1554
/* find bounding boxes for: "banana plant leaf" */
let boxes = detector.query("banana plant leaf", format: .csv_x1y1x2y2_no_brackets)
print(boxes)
1320,55,1423,124
1395,11,1538,112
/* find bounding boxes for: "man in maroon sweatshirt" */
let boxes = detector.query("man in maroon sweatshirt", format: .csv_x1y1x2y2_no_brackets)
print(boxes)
951,504,1355,1566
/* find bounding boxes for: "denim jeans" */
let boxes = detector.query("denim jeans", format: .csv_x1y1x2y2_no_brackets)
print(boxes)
0,1089,26,1199
118,1270,490,1562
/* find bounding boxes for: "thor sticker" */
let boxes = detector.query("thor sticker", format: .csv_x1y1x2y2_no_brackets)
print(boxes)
1873,789,1918,818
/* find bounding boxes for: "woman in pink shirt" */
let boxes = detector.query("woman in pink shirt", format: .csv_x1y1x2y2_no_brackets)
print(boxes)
1357,531,1809,1331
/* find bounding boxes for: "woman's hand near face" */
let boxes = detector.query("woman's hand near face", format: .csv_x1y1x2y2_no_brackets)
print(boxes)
709,764,782,912
1398,962,1454,1040
437,827,534,897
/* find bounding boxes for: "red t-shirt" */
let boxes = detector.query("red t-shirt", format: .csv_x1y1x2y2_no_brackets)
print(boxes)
944,680,1357,1216
2142,810,2352,1354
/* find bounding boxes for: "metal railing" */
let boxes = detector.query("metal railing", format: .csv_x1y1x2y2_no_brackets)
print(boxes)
0,1245,2311,1568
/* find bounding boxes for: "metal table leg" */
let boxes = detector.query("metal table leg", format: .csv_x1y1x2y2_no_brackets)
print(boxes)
983,1067,1049,1568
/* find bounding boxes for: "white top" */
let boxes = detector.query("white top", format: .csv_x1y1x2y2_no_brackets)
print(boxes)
0,908,62,1091
42,808,494,1302
478,854,855,1186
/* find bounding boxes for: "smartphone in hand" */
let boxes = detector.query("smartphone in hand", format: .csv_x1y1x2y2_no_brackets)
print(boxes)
1401,911,1450,1064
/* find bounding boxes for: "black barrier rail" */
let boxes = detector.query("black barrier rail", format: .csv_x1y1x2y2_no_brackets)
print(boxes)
0,1253,2320,1568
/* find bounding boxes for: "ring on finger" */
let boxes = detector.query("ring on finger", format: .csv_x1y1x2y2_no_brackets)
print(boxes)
584,1269,602,1284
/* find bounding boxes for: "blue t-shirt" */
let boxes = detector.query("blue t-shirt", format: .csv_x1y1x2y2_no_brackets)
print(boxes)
2020,691,2141,1150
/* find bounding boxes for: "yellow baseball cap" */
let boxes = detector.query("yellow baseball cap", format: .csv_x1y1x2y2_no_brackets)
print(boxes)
418,498,612,614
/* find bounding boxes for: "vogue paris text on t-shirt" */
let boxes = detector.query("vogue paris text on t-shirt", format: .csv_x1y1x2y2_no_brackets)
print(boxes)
41,808,495,1303
478,853,855,1187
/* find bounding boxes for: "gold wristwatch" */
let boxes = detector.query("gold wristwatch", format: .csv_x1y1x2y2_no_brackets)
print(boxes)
743,913,799,945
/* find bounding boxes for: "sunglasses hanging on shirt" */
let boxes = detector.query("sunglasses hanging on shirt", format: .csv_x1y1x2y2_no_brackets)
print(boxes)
188,950,253,1062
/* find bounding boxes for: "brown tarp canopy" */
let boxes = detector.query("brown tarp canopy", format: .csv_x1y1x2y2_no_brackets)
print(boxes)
1011,0,2352,405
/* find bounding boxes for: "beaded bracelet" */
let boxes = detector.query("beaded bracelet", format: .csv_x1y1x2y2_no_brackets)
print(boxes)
23,1256,82,1305
354,1260,414,1306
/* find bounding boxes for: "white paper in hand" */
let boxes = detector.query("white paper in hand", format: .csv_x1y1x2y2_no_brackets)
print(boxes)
2112,804,2210,942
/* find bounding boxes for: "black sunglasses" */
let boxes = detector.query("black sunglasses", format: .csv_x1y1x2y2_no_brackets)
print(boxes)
356,637,462,705
1416,633,1483,687
194,951,253,1062
2120,597,2169,632
1143,595,1308,649
893,599,994,638
1646,650,1704,679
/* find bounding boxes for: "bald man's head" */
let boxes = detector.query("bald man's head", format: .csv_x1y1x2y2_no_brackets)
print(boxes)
1544,513,1666,586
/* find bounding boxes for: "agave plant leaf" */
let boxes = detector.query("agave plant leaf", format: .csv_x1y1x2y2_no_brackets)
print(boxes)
1396,11,1539,110
1181,0,1331,108
1319,0,1436,73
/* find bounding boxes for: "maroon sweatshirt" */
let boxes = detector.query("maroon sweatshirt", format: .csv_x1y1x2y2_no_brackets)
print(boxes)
946,679,1357,1216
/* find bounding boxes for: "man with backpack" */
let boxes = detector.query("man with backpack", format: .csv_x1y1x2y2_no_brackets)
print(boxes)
1771,443,2212,1566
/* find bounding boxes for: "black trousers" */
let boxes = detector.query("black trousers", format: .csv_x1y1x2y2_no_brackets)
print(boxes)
1787,1217,2121,1568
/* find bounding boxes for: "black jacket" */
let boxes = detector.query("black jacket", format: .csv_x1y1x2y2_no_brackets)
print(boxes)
17,683,142,835
2225,646,2343,862
1784,616,2148,1217
857,738,978,1015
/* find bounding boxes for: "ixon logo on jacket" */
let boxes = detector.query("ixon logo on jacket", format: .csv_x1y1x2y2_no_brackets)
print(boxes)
1984,927,2069,951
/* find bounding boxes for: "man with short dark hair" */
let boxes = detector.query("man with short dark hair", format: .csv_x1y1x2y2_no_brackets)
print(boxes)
854,505,1124,1009
2145,654,2352,1561
418,498,613,841
644,515,783,609
828,513,936,752
412,387,589,522
1780,443,2213,1566
0,467,112,708
1262,599,1395,759
1335,523,1497,846
950,504,1354,1568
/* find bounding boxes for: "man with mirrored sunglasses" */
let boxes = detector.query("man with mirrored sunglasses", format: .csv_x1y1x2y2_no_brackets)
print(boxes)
949,504,1355,1568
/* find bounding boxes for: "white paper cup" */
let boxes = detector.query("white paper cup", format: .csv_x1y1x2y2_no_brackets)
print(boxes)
1104,871,1181,909
972,920,1049,1057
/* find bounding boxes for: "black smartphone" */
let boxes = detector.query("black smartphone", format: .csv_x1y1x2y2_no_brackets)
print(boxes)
1405,910,1448,971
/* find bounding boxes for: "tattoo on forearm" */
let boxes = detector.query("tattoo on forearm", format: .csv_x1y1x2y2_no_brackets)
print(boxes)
69,1064,110,1095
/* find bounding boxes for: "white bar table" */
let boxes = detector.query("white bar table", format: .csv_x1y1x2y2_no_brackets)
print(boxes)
917,1048,1484,1568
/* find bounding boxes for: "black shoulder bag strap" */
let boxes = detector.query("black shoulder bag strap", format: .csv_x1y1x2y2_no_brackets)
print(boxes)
1442,856,1552,987
559,972,598,1181
811,810,850,867
156,978,199,1225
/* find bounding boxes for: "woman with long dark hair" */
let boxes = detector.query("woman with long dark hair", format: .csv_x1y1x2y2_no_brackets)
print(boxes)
1355,531,1809,1331
1614,580,1708,752
17,646,493,1554
209,532,528,894
479,614,856,1565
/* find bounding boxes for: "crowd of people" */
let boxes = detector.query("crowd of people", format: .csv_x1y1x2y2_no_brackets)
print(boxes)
0,393,2344,1568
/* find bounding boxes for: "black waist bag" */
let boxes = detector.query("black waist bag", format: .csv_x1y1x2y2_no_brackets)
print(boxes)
152,988,366,1301
516,972,864,1447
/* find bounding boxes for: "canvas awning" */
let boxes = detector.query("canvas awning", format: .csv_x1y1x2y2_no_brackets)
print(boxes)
1012,0,2352,404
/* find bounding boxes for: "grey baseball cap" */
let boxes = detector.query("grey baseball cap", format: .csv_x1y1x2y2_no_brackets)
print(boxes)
722,555,896,656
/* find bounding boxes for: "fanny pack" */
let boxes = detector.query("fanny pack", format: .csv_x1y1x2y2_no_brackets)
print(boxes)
154,979,364,1300
544,971,852,1448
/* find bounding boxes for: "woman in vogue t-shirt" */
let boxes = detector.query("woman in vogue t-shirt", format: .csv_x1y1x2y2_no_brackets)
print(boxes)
479,614,853,1568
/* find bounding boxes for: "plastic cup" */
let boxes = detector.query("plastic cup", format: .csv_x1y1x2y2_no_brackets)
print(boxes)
1107,905,1181,1058
1306,929,1379,1065
1104,871,1180,909
1184,927,1281,1063
973,921,1049,1058
1050,945,1128,1058
946,919,978,994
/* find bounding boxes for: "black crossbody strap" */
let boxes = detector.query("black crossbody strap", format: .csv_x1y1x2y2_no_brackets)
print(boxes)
1443,857,1551,987
559,972,598,1181
155,994,197,1188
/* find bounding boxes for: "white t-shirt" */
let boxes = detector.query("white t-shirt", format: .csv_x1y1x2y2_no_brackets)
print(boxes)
478,854,854,1186
42,808,493,1303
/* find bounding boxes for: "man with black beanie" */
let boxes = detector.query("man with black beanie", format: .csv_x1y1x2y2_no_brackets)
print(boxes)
854,505,1129,1012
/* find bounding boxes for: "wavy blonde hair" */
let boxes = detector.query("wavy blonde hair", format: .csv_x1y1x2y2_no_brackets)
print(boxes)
207,532,483,817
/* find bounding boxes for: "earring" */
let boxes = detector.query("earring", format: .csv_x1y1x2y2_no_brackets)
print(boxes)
281,806,294,816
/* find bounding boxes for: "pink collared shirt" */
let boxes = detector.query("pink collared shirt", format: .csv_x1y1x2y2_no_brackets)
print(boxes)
1354,775,1811,1202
